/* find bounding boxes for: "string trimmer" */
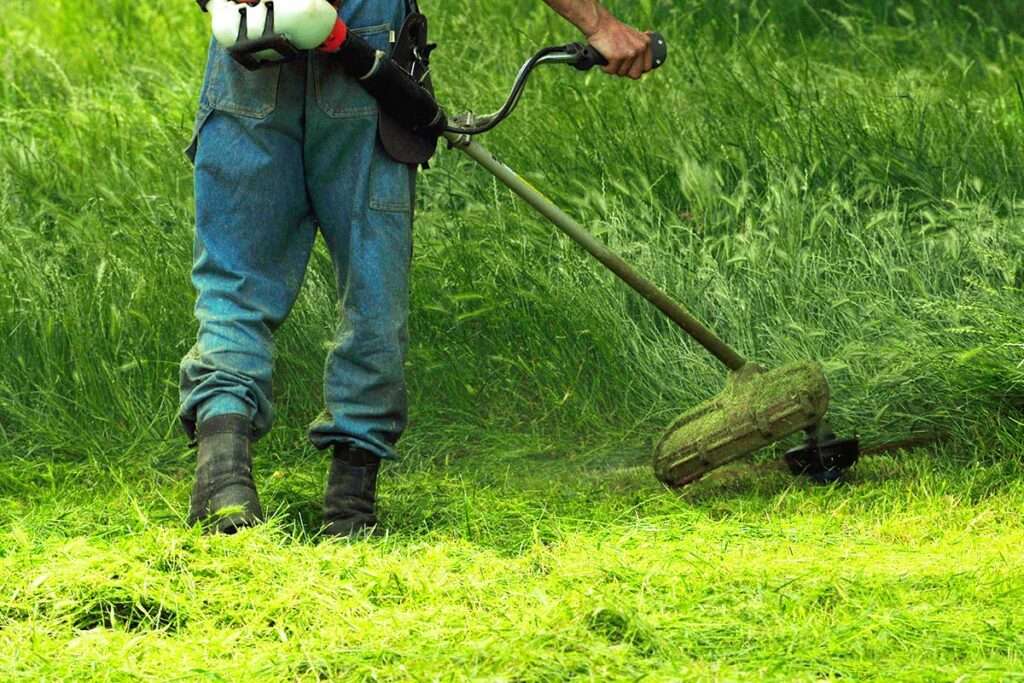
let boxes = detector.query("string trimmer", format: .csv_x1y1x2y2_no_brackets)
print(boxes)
198,0,860,485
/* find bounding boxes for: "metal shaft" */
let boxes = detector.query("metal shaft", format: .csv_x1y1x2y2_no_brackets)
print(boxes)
447,132,747,372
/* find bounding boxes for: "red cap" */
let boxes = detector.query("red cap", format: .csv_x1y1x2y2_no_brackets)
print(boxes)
318,18,349,53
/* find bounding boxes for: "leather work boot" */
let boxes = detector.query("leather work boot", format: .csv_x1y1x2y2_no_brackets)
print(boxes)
188,414,263,534
322,445,382,538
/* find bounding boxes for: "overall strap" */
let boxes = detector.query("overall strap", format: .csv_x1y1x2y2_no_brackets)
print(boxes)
406,0,421,16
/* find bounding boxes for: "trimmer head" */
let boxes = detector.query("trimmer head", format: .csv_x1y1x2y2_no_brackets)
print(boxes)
784,423,860,484
654,361,831,487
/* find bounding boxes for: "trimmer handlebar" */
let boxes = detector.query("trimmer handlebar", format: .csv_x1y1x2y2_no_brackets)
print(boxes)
446,32,669,135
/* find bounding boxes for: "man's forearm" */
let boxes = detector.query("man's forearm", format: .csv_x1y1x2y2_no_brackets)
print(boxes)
543,0,611,36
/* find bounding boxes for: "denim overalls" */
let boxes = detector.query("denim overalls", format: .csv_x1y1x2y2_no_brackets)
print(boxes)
179,0,414,460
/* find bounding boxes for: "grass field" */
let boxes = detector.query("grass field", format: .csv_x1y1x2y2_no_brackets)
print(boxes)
2,0,1023,679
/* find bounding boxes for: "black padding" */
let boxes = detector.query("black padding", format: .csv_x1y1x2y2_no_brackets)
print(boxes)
336,31,446,135
379,12,441,166
332,17,444,166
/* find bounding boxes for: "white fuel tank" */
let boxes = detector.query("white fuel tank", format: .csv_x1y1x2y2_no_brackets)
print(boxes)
208,0,338,59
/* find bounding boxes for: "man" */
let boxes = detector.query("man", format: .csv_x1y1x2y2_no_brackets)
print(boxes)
181,0,656,535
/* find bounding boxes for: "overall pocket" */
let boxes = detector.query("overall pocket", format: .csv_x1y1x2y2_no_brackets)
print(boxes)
313,24,393,119
185,42,280,162
369,143,415,214
202,43,281,119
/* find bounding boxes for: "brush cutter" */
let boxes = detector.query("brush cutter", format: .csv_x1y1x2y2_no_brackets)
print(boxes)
199,2,859,485
446,56,862,484
433,41,858,486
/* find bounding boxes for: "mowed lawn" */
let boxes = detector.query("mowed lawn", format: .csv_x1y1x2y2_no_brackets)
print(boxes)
2,443,1024,680
1,0,1023,680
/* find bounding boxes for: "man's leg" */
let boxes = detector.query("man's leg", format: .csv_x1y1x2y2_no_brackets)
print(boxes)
308,119,412,535
181,55,314,439
180,52,315,529
303,0,414,535
305,128,414,460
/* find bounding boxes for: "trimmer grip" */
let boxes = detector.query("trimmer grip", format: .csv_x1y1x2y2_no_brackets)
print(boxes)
575,31,668,72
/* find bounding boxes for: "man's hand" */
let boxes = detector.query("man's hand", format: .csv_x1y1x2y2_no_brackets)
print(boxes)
585,16,652,79
543,0,653,79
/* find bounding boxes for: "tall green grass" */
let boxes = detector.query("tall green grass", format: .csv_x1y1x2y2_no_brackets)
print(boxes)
2,0,1022,462
1,1,1023,678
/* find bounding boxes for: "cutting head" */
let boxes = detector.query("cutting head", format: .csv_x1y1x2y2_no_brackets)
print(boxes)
654,361,831,487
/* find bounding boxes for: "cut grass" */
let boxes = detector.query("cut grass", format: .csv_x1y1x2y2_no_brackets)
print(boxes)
2,442,1023,680
1,0,1023,679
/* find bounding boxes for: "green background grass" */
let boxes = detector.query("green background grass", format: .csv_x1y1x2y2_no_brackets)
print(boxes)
1,0,1022,679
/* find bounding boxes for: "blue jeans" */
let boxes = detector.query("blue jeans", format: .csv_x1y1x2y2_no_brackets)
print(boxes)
179,0,414,460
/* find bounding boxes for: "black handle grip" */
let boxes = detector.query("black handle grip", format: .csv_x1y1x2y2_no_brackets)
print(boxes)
574,31,667,72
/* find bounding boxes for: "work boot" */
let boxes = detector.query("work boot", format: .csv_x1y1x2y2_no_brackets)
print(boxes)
188,414,263,534
322,445,381,538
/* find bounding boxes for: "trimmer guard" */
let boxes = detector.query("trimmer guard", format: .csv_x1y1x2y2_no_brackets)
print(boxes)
654,361,830,487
